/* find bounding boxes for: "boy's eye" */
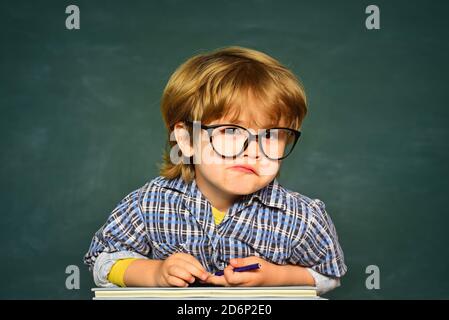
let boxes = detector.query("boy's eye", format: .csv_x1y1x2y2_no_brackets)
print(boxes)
264,129,279,140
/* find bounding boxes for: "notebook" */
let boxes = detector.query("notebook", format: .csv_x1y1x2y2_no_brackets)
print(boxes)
92,286,319,300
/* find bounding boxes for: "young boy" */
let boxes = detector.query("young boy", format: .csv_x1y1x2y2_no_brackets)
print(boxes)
84,46,347,294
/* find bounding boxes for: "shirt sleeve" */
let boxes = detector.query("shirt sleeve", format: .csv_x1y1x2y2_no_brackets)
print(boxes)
92,251,148,287
289,198,347,279
306,267,341,295
83,189,151,286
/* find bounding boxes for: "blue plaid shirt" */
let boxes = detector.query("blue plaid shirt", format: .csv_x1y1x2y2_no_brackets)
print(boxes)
84,176,347,280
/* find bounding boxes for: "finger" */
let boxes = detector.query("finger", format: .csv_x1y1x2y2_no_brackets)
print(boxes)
176,253,208,273
166,275,189,287
181,261,210,281
167,265,196,284
223,265,246,285
229,257,247,267
205,275,229,286
230,257,259,268
167,254,210,281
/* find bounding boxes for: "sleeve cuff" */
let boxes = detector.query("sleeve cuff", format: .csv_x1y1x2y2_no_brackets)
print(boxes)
93,251,148,287
306,267,341,295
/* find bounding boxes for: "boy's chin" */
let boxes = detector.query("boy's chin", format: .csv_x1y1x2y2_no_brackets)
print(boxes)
223,181,265,196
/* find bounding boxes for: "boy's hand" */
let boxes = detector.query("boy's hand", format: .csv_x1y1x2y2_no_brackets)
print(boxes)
154,253,210,287
205,256,277,287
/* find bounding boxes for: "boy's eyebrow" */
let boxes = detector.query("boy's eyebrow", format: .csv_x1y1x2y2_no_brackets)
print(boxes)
230,120,246,126
211,119,245,126
225,120,284,129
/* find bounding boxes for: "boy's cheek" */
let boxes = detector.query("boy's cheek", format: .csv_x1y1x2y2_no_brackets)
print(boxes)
258,159,280,177
193,140,221,165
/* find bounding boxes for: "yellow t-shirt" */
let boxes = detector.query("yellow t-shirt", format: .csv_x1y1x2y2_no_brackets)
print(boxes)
212,206,226,225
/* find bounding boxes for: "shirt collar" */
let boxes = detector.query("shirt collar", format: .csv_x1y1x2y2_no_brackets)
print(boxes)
153,176,287,211
152,175,194,195
248,178,287,211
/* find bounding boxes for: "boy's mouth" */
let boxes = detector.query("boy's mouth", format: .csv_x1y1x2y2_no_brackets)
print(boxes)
228,165,258,175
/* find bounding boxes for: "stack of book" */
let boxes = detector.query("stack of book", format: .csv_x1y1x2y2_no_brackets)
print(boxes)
92,286,320,300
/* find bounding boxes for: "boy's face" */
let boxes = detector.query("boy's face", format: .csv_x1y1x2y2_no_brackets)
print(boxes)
191,95,289,198
194,119,280,197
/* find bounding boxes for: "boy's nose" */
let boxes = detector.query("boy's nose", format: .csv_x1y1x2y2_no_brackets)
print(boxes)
243,137,260,159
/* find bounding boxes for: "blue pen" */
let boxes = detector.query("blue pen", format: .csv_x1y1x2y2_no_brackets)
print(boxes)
214,263,261,276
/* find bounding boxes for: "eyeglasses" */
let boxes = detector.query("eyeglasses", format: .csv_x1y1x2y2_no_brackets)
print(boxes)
185,121,301,160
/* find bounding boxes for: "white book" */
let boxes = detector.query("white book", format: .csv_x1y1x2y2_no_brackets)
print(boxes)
92,286,320,300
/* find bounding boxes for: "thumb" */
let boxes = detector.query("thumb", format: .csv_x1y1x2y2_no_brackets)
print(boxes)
229,257,248,267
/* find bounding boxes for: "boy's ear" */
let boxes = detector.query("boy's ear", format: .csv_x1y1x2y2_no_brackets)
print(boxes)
173,122,194,157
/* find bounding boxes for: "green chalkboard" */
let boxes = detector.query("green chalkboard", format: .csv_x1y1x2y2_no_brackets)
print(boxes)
1,0,448,299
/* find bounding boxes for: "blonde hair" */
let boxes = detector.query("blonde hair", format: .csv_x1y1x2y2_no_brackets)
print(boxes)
160,46,308,182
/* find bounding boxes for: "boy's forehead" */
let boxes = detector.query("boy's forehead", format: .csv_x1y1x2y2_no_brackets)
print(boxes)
202,88,295,128
216,102,290,128
220,110,281,128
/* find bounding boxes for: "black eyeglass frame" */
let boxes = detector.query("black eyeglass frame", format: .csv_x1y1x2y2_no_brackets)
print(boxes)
184,121,301,160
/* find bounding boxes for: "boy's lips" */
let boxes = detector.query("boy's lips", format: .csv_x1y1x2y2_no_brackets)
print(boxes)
228,165,258,175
